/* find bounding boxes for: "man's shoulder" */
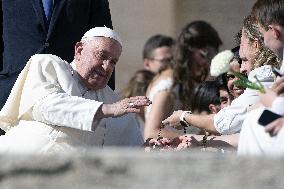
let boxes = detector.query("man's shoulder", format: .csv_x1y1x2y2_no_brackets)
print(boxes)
28,54,71,71
30,54,67,64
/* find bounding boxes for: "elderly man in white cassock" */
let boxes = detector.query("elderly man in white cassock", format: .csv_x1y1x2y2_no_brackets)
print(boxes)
0,27,151,154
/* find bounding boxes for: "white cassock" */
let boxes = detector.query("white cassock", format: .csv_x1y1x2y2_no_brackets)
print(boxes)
0,54,143,154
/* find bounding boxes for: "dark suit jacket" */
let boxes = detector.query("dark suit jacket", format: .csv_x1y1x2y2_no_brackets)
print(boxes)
0,0,114,109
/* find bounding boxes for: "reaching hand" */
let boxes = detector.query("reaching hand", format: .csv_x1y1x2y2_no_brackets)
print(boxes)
265,117,284,136
101,96,151,118
259,88,277,108
272,76,284,95
260,77,284,107
161,110,183,129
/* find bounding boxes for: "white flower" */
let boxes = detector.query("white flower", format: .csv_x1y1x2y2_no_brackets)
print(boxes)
210,50,234,77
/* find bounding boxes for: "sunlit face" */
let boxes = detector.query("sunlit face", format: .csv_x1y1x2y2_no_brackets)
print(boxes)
258,24,283,59
75,37,122,90
145,46,173,73
239,28,256,76
226,59,245,99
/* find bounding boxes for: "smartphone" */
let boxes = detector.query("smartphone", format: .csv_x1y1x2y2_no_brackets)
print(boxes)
272,67,284,77
258,109,282,126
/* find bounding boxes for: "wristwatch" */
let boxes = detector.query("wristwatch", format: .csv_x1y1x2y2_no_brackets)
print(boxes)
179,111,192,127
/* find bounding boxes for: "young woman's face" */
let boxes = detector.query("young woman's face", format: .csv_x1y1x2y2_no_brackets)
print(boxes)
226,60,245,99
190,47,218,82
219,87,231,109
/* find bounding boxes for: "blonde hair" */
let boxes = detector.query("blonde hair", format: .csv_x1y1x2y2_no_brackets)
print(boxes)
243,15,281,69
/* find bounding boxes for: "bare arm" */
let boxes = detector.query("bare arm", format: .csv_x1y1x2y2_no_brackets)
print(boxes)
144,90,178,139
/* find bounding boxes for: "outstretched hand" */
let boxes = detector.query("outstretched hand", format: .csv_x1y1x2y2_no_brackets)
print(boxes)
100,96,151,118
260,76,284,107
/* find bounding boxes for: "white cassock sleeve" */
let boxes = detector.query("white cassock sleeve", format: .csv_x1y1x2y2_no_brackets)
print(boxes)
32,91,103,132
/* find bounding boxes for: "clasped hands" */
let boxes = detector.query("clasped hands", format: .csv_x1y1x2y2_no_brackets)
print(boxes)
144,134,200,151
144,110,198,151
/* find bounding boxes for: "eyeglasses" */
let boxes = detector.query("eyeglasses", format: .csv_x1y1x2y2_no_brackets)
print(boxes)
149,57,173,64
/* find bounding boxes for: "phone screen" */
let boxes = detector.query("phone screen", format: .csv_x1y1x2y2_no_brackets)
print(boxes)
258,109,282,126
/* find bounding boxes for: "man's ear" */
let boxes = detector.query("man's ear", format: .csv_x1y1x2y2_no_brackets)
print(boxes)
143,58,151,70
270,25,281,40
208,104,218,114
74,42,84,61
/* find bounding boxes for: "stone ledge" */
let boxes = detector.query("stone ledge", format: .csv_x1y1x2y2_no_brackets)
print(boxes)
0,148,283,189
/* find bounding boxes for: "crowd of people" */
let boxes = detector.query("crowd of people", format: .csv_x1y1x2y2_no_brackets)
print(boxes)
0,0,283,156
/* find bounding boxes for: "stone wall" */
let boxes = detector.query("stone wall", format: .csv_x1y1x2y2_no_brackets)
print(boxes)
0,149,283,189
108,0,255,92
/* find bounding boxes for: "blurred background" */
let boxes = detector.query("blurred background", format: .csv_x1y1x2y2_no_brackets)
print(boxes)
108,0,255,92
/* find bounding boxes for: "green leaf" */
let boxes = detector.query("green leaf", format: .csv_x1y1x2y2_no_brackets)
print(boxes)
232,71,265,93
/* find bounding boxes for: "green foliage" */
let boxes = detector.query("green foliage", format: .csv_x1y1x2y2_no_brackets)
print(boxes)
232,72,265,93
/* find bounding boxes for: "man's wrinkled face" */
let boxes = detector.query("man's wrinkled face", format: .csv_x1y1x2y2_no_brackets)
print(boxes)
75,37,122,90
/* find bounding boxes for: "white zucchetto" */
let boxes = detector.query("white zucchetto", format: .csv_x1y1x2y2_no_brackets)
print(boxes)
81,27,122,46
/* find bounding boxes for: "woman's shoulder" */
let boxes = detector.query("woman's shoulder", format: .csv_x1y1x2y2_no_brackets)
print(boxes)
146,76,174,100
150,69,173,85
